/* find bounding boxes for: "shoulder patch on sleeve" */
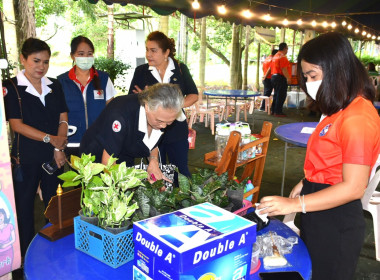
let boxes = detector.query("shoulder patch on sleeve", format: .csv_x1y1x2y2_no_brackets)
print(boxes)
2,87,7,97
112,120,121,132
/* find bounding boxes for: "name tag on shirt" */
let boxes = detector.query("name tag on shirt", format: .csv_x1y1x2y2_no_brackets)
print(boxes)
94,90,104,99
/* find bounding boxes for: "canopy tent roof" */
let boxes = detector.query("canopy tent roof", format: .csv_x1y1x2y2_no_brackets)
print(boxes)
94,0,380,41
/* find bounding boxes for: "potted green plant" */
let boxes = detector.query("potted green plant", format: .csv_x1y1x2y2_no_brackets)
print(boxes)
132,168,248,221
58,153,147,231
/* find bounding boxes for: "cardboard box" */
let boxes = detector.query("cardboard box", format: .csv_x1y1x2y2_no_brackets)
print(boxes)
133,202,256,280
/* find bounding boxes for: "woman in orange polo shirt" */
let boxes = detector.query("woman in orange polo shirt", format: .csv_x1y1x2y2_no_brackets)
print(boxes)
258,32,380,280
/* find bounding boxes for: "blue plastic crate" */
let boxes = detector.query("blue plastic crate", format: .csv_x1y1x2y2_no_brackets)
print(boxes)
73,216,134,268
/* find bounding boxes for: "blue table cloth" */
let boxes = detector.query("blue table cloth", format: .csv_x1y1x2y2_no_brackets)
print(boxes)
24,219,311,280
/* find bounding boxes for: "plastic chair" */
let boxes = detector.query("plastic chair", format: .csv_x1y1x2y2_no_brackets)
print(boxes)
250,95,273,115
361,167,380,261
282,212,300,236
188,102,220,135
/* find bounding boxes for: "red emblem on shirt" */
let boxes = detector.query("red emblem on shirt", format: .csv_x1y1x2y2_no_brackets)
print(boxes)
2,87,7,97
112,120,121,132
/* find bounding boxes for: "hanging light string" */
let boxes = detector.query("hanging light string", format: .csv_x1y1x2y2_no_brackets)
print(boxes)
187,0,380,39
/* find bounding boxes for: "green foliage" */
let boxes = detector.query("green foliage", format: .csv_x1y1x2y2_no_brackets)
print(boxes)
58,153,147,229
94,57,130,82
0,57,18,81
35,0,67,27
358,55,380,66
94,57,131,92
133,168,248,222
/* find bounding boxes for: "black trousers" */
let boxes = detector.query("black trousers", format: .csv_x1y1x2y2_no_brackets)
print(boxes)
261,78,273,110
271,74,288,114
300,179,365,280
13,163,62,256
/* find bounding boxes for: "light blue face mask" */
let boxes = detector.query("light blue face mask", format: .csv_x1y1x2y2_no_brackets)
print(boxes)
75,57,94,70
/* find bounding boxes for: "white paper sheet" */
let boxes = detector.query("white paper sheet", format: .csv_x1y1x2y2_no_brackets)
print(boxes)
300,127,315,134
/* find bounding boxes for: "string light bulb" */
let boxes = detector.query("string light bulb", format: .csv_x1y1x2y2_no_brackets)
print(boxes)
263,5,271,21
311,20,317,27
263,13,272,21
367,33,371,38
347,24,352,30
322,21,328,28
378,36,380,40
362,30,367,36
282,10,289,26
342,20,347,26
331,21,337,28
192,0,200,9
217,4,227,14
297,18,303,26
355,28,359,33
372,35,376,40
242,9,253,19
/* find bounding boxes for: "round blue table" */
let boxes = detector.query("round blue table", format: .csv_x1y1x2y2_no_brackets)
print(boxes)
24,219,311,280
274,122,319,196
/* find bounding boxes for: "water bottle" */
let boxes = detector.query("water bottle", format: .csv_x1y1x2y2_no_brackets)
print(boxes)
245,180,254,201
238,123,251,162
215,124,230,160
249,134,258,159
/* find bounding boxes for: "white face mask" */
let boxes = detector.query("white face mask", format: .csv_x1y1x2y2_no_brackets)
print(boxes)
306,80,322,100
75,57,94,70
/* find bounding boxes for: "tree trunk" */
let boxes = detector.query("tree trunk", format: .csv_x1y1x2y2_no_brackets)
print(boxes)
242,25,250,90
280,27,286,42
230,23,242,89
107,5,114,60
14,0,36,52
256,42,261,91
179,14,188,63
237,25,243,89
291,29,296,62
159,16,169,35
185,21,230,65
2,0,18,75
199,17,207,88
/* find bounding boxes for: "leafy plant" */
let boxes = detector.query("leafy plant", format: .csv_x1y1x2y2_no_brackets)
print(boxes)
133,168,248,222
58,154,147,229
94,57,130,83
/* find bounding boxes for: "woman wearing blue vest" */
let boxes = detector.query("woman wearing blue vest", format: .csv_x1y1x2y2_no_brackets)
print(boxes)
58,36,116,156
128,31,198,182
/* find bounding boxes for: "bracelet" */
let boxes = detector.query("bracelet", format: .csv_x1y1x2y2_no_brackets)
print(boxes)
148,156,158,161
54,148,65,152
298,195,306,213
59,120,69,126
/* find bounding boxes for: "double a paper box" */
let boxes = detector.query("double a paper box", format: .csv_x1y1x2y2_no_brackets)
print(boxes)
133,202,256,280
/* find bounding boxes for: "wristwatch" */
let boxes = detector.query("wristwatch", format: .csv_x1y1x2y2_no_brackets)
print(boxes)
43,134,50,143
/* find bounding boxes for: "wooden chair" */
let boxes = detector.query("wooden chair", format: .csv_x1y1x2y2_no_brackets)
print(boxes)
204,121,272,204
